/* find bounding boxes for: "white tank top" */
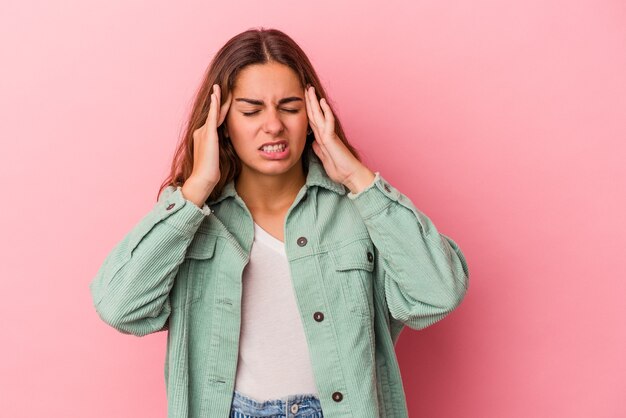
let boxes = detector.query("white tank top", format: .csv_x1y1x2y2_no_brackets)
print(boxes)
233,222,319,401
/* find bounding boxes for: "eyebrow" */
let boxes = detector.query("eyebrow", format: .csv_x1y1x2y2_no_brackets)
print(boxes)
234,97,303,106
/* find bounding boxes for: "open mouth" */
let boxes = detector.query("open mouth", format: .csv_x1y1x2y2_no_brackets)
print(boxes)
258,142,289,159
259,143,287,153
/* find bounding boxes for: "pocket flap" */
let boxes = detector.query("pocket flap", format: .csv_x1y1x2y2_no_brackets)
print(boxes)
185,232,218,259
330,239,375,272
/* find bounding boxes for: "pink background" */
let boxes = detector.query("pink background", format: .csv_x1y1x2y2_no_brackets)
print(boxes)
1,1,624,417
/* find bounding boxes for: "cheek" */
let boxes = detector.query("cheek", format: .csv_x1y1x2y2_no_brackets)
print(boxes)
288,113,308,131
227,116,257,136
228,139,251,159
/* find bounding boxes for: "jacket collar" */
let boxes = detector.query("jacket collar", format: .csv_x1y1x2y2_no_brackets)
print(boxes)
207,152,346,205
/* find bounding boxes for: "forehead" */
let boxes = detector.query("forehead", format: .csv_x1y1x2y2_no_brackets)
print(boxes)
233,62,302,96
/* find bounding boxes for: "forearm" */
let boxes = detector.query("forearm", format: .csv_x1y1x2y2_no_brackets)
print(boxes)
347,173,470,330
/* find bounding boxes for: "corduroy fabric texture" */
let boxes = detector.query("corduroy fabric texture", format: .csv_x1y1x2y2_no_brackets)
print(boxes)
89,152,470,417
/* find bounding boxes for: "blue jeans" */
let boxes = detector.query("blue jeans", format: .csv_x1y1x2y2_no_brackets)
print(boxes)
229,389,324,418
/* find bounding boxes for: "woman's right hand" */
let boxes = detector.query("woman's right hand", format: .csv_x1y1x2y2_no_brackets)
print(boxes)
182,84,232,207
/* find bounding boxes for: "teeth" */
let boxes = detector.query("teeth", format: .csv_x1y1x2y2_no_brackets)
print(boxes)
261,144,286,152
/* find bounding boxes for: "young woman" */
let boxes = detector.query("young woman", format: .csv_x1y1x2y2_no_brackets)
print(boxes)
90,27,470,418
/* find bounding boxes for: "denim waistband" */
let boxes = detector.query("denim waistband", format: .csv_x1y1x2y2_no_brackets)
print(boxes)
230,389,323,417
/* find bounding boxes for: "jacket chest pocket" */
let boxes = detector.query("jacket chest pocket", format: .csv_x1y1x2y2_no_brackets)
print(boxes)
330,238,375,318
172,232,218,309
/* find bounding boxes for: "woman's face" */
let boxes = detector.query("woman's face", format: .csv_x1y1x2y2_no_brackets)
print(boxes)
224,62,309,177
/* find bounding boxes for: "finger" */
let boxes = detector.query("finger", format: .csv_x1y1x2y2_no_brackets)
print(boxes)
306,86,322,128
316,127,342,160
308,86,325,128
206,84,218,125
313,138,337,173
304,87,320,141
312,139,329,163
314,137,329,160
319,98,335,136
207,92,218,129
312,139,324,161
304,86,315,129
306,87,325,140
317,135,331,159
214,84,221,125
218,89,232,127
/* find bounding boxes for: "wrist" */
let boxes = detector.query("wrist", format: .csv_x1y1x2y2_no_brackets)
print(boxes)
344,166,376,195
181,177,215,208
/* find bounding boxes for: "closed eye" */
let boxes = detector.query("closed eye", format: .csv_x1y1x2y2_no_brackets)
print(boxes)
242,109,300,116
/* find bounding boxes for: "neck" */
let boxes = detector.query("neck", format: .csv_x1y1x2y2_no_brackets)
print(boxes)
235,161,306,213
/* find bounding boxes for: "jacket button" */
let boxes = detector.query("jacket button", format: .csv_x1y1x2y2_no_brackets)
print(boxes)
367,251,373,262
297,237,308,246
313,312,324,322
383,184,391,192
166,203,175,210
332,391,343,402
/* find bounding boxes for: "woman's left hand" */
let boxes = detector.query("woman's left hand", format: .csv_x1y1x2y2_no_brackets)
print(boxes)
304,85,376,194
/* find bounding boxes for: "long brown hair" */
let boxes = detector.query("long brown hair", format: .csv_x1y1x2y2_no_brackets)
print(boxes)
157,27,362,203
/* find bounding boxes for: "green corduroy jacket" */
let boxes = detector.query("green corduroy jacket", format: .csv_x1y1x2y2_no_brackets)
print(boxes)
89,152,470,417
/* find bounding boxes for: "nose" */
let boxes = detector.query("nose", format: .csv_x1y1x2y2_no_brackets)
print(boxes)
262,108,285,135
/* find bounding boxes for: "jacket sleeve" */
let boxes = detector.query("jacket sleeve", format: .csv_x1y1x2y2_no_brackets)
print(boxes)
347,172,470,331
89,185,212,337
